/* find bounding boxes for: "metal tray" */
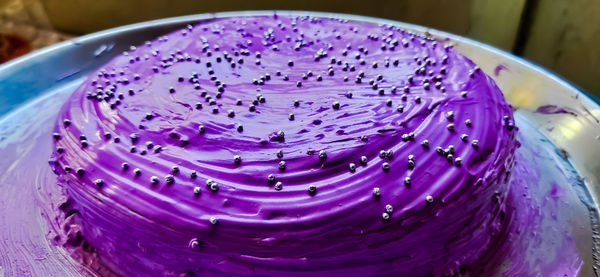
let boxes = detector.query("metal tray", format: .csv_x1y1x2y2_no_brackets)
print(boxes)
0,11,599,276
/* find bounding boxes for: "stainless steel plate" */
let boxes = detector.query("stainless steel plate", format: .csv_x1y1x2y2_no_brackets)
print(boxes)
0,11,599,276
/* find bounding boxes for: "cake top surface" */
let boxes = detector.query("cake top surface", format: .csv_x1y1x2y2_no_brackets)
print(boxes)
51,14,516,272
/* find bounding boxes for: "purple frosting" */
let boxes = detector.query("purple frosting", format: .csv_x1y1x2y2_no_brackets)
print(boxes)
49,15,518,276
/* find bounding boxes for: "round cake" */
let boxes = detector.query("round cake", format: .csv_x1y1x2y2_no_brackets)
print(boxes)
49,15,517,276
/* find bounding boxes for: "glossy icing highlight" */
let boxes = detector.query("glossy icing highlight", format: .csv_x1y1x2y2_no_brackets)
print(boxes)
50,15,518,276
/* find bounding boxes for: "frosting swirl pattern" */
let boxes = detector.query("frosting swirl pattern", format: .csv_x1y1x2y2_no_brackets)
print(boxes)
50,15,517,276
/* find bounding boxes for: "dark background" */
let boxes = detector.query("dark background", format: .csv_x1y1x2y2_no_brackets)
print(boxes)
2,0,599,96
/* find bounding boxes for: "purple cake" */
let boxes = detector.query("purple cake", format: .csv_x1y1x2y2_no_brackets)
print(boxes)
49,15,518,276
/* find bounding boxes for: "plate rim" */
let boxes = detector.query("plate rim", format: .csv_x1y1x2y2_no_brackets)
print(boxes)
0,10,598,114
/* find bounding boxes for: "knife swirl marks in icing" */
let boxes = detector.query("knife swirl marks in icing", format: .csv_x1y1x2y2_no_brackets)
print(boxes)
50,15,517,276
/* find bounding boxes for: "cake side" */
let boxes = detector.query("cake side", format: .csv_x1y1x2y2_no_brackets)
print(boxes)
49,15,517,276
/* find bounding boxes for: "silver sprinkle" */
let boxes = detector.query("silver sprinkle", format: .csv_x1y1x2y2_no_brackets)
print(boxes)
373,187,381,197
379,150,387,158
234,155,241,164
461,134,469,141
165,174,174,185
448,145,455,153
422,139,429,148
319,150,327,160
426,195,434,203
455,157,462,166
277,149,284,158
397,105,404,113
385,204,393,213
386,150,394,159
447,123,455,132
268,174,276,183
382,162,390,171
332,101,340,109
274,181,283,191
288,113,295,120
150,176,159,185
404,176,411,186
408,154,415,160
210,182,219,192
360,156,368,164
279,161,286,171
465,119,472,127
472,140,479,148
382,212,390,220
94,179,104,187
209,216,218,225
308,184,317,194
349,163,356,172
193,186,201,196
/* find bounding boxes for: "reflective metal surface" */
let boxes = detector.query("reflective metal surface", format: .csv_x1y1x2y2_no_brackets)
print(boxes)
0,11,598,276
